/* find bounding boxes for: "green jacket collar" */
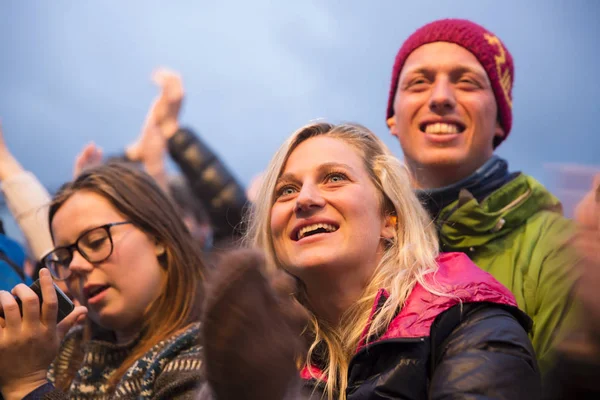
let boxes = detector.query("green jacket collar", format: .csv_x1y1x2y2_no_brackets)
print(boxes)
437,173,563,249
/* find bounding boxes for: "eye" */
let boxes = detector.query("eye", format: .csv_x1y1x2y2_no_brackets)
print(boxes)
88,237,108,249
404,77,430,92
457,77,480,89
81,229,110,250
326,172,348,183
276,185,298,198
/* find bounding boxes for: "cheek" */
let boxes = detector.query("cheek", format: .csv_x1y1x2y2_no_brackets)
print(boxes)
468,95,497,126
269,205,287,238
394,95,422,122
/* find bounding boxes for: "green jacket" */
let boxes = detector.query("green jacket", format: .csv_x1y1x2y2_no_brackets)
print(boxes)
436,173,578,374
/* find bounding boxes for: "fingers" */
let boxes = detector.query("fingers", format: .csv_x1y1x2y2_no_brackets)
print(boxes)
0,290,22,334
38,269,59,329
74,142,103,177
11,283,40,327
152,68,184,98
56,305,87,340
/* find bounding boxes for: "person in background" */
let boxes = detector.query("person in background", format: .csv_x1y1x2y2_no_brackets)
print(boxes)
74,69,247,260
0,163,205,399
385,18,577,373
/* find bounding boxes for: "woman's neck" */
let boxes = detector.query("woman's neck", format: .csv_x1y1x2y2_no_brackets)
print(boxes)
302,255,381,327
115,325,142,344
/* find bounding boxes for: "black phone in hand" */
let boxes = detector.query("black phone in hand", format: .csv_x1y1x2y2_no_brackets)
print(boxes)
0,279,75,323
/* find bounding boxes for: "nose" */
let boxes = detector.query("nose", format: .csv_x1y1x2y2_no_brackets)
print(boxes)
294,183,326,214
68,249,94,275
428,77,456,115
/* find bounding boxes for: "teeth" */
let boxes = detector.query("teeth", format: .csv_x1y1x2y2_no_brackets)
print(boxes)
297,223,338,240
425,122,459,135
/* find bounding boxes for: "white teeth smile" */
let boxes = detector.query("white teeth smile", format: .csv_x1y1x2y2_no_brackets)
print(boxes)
425,122,460,135
297,223,338,240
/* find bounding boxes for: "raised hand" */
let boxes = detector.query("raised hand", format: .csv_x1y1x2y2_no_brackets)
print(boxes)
0,269,87,399
73,142,103,178
149,68,184,139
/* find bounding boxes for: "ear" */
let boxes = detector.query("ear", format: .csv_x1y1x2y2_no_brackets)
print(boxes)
381,214,397,241
494,120,505,142
388,117,400,139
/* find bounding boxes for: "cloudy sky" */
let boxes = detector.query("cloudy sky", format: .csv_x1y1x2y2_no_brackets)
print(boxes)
1,1,598,236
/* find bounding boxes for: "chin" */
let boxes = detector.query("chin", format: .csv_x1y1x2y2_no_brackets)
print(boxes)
413,148,471,168
285,254,339,273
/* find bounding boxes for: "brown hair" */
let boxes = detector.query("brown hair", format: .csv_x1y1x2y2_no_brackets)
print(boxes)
49,162,205,390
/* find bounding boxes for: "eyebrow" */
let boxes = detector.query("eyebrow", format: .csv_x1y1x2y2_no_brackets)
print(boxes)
276,162,357,185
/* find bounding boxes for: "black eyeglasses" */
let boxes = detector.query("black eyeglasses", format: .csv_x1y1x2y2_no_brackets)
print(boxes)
42,221,132,280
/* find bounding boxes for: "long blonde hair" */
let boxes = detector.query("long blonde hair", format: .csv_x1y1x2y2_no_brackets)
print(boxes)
244,122,443,399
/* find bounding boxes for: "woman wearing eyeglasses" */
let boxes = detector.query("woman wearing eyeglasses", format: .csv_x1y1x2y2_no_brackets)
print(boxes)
0,163,205,399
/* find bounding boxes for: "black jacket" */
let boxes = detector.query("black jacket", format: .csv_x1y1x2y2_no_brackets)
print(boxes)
302,303,540,400
302,253,541,399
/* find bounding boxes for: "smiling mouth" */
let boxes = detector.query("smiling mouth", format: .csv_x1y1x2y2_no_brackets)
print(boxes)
420,122,465,134
295,223,339,241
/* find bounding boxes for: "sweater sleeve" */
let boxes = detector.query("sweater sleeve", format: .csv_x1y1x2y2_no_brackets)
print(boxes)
430,304,541,399
167,128,247,245
16,382,68,400
151,356,205,400
0,171,53,260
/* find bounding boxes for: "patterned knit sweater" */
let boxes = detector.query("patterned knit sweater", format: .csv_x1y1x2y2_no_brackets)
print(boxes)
22,322,204,400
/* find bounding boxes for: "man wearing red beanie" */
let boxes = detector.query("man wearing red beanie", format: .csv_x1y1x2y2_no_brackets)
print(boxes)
386,18,577,375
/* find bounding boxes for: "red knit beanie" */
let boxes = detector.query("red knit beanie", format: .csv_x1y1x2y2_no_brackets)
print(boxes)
386,19,514,147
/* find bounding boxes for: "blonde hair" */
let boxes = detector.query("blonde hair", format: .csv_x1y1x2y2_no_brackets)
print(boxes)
244,122,444,399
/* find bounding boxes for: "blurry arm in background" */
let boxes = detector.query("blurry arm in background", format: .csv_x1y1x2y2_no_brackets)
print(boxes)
543,174,600,398
147,68,248,245
125,76,170,192
0,121,53,261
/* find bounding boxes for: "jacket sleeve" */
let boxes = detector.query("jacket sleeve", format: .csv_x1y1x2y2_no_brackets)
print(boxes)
429,304,541,400
17,382,67,400
0,170,53,260
167,128,248,244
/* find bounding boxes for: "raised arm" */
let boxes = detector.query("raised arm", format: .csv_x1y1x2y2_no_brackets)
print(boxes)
147,68,248,244
0,121,53,261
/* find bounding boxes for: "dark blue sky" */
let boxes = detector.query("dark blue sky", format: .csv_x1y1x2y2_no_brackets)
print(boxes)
1,1,598,237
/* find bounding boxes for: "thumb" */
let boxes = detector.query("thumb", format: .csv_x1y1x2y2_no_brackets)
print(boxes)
56,305,87,339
